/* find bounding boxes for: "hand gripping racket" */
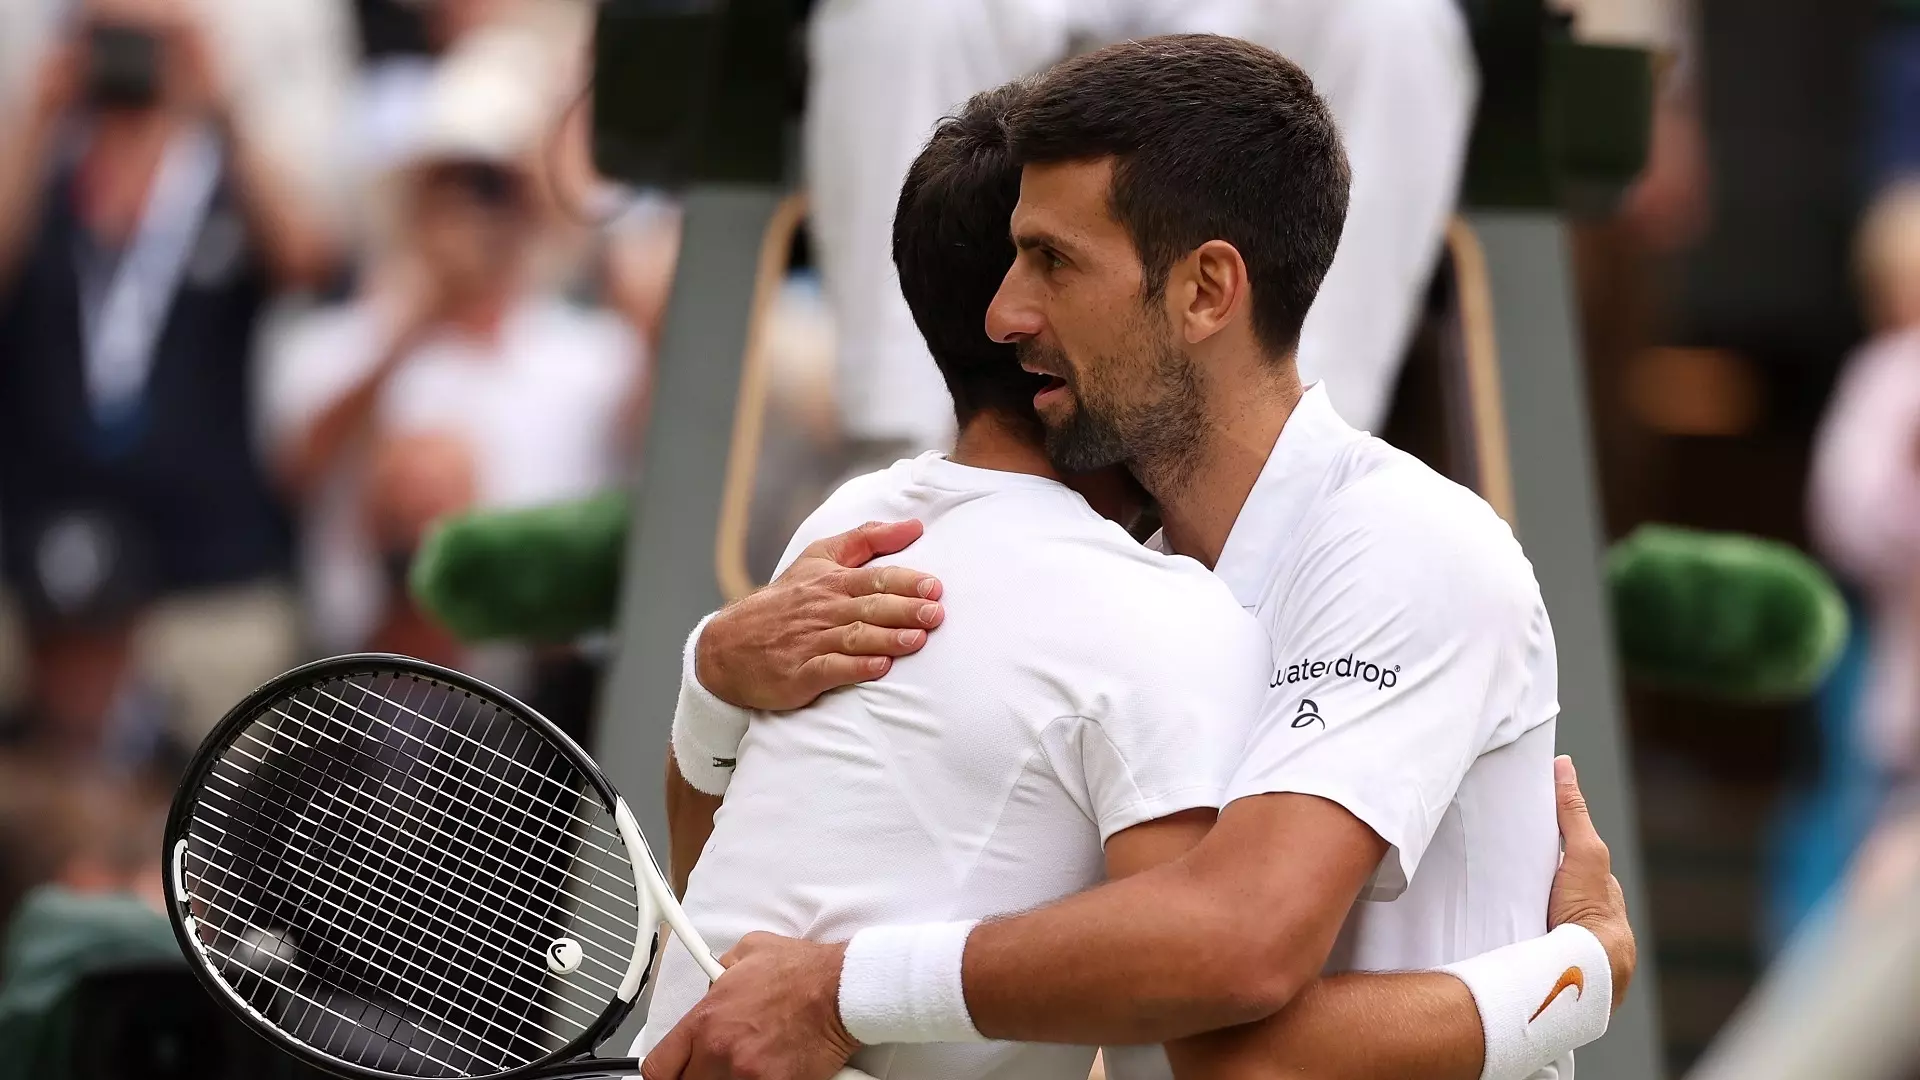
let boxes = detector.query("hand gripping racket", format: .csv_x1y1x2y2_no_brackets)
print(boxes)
164,655,877,1080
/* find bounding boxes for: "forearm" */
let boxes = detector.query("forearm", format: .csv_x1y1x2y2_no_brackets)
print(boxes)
1167,972,1481,1080
961,862,1306,1045
214,110,337,289
956,796,1376,1046
0,106,59,286
279,320,417,494
664,753,722,898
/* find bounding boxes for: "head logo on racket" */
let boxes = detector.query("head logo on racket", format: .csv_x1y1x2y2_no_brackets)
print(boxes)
548,937,583,975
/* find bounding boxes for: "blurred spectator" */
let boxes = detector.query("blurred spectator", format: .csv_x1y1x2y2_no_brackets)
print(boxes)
353,0,597,238
0,0,357,224
0,759,167,921
355,0,516,189
0,0,341,763
1810,180,1920,779
265,28,647,688
1806,178,1920,920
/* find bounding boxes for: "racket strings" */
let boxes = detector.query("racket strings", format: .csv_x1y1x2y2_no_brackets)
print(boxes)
188,776,623,1016
307,679,614,840
293,682,641,910
180,670,643,1079
202,676,575,1074
197,688,591,1075
217,714,639,955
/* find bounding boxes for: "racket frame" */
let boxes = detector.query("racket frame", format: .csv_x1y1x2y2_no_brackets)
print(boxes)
163,654,662,1080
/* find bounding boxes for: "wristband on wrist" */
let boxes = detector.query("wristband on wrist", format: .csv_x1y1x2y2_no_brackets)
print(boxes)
837,921,984,1045
1441,923,1613,1080
670,613,752,796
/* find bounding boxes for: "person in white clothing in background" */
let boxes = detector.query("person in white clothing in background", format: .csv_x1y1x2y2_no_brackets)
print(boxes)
643,43,1635,1080
807,0,1476,461
263,29,645,677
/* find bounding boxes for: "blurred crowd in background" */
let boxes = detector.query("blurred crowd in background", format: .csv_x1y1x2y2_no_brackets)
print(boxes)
0,0,709,1005
0,0,1918,1073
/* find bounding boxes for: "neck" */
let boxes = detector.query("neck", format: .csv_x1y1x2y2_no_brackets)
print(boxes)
444,286,518,341
89,107,180,147
950,411,1062,481
77,110,183,242
1151,357,1302,568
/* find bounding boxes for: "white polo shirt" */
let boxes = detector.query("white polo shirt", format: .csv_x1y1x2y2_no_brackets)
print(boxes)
637,453,1269,1080
1104,385,1566,1080
1212,385,1560,958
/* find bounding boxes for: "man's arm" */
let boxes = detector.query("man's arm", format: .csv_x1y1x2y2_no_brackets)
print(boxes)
0,47,72,288
643,758,1634,1080
173,16,337,289
1166,975,1479,1080
1168,755,1631,1079
962,793,1387,1042
271,278,437,496
665,754,722,899
1097,808,1481,1078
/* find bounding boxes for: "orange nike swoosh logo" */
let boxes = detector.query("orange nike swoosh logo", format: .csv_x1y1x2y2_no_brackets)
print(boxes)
1528,966,1585,1023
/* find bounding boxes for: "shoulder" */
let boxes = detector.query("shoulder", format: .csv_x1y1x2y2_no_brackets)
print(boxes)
770,465,913,574
802,466,910,532
271,301,373,361
524,299,641,365
1038,538,1269,682
258,302,380,426
1300,447,1540,617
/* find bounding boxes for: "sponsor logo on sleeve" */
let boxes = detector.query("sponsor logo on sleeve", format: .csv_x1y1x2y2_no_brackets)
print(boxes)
1269,654,1401,691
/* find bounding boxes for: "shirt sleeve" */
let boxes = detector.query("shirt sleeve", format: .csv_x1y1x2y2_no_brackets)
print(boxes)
1044,582,1270,844
1225,479,1545,899
254,304,381,453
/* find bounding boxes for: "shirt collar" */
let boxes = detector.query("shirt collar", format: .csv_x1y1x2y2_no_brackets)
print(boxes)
1212,383,1363,607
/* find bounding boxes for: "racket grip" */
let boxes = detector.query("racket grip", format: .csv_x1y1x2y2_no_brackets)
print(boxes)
831,1070,880,1080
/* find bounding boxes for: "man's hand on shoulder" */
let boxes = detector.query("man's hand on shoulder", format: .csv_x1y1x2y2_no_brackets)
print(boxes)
641,933,857,1080
696,520,947,711
1546,756,1636,1011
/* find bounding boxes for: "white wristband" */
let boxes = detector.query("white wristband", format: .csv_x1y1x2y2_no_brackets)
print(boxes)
838,921,984,1045
670,613,752,796
1441,923,1613,1080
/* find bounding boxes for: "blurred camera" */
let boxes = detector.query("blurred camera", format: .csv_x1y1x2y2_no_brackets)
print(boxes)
83,23,163,111
591,0,804,188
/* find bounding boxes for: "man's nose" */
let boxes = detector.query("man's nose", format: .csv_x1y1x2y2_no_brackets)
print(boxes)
986,270,1042,345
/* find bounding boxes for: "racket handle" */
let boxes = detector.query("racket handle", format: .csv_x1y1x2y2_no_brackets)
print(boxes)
832,1070,881,1080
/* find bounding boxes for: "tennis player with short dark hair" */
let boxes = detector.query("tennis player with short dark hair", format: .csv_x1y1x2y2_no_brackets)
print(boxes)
646,36,1634,1080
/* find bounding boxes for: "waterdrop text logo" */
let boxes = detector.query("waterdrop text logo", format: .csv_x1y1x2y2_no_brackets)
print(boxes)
1270,654,1402,691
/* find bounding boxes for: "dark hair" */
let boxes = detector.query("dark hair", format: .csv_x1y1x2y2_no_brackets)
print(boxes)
1010,35,1350,357
893,82,1046,431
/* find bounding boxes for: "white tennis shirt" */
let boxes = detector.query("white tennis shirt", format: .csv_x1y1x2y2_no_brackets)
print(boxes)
1211,384,1560,961
637,452,1269,1080
1127,383,1566,1080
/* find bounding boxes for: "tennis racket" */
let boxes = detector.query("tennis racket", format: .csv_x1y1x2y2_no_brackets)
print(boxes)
164,654,877,1080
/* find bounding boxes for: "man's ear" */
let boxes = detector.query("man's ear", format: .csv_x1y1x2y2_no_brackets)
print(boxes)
1173,239,1250,346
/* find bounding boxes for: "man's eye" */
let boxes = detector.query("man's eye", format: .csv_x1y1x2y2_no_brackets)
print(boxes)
1045,250,1066,271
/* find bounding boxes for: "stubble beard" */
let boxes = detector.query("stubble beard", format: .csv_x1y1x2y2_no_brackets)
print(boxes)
1023,330,1208,501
